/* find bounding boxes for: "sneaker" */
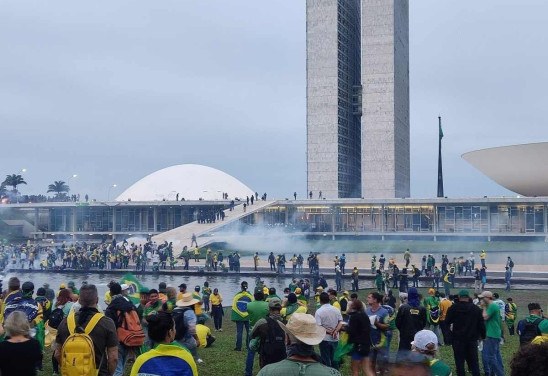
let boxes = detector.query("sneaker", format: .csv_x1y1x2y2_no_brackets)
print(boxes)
234,348,241,351
197,358,204,364
219,328,223,332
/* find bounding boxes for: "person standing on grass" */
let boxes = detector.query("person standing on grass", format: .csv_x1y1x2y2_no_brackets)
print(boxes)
445,289,485,376
231,281,253,351
315,292,344,370
244,291,269,376
479,291,505,376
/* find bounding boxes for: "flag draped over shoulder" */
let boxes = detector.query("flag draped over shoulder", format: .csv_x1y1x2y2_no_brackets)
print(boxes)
120,273,144,306
231,291,253,321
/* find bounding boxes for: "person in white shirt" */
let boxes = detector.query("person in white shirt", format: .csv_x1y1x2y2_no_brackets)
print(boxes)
314,292,343,370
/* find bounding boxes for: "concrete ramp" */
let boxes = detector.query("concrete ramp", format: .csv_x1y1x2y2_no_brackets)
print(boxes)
152,200,275,249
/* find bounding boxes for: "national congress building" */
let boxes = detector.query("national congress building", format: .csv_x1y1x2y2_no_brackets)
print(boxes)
306,0,410,199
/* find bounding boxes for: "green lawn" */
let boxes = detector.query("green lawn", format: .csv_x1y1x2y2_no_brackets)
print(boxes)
39,286,544,375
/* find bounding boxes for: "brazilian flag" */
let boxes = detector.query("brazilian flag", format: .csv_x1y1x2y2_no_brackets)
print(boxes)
120,273,145,306
231,291,253,321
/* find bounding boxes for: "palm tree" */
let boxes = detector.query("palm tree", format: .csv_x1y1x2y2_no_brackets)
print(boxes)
0,182,7,197
3,174,27,192
47,180,70,198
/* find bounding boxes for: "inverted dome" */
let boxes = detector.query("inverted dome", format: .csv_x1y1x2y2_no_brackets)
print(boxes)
462,142,548,197
116,164,254,201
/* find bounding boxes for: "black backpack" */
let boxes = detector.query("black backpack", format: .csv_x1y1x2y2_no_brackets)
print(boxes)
48,308,65,329
518,317,543,345
260,317,286,366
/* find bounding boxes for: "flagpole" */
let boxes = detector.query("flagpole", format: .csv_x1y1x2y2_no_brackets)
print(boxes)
437,116,444,198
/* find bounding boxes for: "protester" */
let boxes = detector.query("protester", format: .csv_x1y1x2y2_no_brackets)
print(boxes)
54,284,119,376
173,293,202,364
0,311,43,376
245,291,270,376
517,302,546,346
396,287,426,352
105,283,142,376
257,313,341,376
423,288,442,345
479,290,505,376
444,289,485,376
411,330,452,376
504,297,517,335
438,293,453,345
250,298,286,369
367,291,390,374
210,288,224,331
131,311,198,376
231,281,254,352
346,298,372,376
196,316,215,348
315,291,344,369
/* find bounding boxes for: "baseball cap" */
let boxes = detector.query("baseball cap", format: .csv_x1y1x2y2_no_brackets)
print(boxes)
295,287,302,294
194,285,200,291
121,284,130,291
178,283,187,289
458,289,470,298
59,283,67,289
478,291,493,299
411,330,438,351
268,298,282,310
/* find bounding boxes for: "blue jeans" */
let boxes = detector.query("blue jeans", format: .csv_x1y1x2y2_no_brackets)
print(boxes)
319,340,339,369
244,349,255,376
482,337,504,376
235,320,250,350
114,344,129,376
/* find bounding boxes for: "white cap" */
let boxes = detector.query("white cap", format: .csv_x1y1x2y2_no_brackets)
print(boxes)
121,284,130,291
411,330,438,351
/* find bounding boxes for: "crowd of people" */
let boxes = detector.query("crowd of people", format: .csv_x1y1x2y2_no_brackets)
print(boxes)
0,268,547,376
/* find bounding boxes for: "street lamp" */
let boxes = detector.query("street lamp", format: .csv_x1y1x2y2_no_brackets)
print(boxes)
68,174,77,199
107,184,117,201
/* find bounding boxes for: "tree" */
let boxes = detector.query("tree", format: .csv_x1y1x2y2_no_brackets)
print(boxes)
47,180,70,198
0,182,7,197
3,174,27,192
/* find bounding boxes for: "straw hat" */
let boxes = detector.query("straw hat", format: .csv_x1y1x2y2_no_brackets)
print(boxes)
176,292,199,307
277,313,326,346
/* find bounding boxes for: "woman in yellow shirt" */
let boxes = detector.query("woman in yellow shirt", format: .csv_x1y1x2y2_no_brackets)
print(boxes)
210,288,223,331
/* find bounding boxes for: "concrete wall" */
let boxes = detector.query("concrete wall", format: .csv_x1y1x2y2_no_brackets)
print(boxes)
306,0,339,199
361,0,410,198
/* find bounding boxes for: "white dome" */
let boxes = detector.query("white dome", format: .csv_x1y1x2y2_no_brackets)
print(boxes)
116,164,254,201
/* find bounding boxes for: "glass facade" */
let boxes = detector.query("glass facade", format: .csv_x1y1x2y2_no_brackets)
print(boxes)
1,200,547,240
336,0,361,198
252,202,548,237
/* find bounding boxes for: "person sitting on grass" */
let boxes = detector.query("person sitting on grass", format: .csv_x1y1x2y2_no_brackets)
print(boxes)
131,311,197,376
196,316,215,348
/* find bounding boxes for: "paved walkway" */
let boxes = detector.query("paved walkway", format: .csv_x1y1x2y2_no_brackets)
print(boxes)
152,200,275,249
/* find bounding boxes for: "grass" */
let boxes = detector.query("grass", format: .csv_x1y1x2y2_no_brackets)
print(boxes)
38,286,545,375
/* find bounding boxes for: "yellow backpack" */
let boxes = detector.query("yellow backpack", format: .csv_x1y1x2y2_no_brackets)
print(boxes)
60,311,104,376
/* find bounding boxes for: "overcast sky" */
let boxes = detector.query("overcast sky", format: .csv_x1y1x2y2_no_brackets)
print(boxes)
1,1,546,200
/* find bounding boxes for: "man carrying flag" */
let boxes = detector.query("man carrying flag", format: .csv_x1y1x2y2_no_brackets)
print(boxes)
231,281,253,351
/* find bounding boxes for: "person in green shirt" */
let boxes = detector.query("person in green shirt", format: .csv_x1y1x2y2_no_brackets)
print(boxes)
374,269,383,292
244,291,269,376
480,291,505,376
411,329,452,376
144,289,163,316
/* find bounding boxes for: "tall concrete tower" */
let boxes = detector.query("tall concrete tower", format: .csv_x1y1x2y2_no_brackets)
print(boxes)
306,0,362,199
360,0,410,198
306,0,410,199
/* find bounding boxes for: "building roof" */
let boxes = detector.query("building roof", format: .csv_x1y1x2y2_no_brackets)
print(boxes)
462,142,548,197
115,164,254,201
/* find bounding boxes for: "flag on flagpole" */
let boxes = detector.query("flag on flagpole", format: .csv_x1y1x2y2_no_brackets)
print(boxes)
439,122,444,140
